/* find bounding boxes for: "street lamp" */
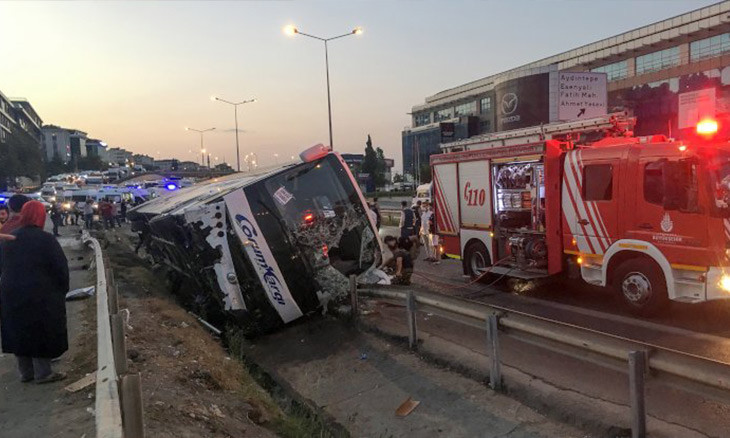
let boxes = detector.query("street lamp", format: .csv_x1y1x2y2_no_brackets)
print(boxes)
186,126,215,167
212,96,256,172
284,24,363,150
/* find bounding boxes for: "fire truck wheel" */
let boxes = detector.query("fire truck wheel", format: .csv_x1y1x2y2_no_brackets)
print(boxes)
614,259,669,315
464,240,491,279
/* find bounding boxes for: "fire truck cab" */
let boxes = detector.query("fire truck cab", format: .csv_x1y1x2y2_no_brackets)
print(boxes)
431,113,730,314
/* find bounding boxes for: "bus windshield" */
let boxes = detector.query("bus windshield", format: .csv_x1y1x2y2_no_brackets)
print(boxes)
247,154,379,300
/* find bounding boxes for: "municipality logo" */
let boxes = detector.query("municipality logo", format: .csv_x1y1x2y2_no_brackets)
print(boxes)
660,213,673,233
501,93,518,115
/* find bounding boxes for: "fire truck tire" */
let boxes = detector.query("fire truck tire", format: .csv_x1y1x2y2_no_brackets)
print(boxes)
613,258,669,315
464,240,491,279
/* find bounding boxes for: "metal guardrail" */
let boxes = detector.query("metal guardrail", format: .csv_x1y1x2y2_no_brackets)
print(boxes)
355,284,730,438
83,232,144,438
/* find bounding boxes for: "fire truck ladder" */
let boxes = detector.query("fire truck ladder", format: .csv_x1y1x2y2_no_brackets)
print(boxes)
441,112,635,152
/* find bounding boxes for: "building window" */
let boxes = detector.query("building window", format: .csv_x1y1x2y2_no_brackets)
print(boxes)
591,60,629,82
690,33,730,62
414,113,431,127
434,107,454,122
635,46,680,75
454,101,477,117
480,97,492,113
583,164,613,201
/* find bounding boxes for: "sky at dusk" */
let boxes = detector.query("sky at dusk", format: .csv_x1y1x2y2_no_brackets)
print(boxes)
0,0,719,171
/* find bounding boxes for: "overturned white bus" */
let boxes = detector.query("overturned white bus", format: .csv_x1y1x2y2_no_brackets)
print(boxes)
128,146,382,334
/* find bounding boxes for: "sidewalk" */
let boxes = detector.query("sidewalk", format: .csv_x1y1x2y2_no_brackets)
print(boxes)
0,224,96,438
244,317,586,438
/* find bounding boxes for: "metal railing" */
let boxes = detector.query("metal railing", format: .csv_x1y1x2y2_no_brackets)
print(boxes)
83,232,144,438
354,284,730,438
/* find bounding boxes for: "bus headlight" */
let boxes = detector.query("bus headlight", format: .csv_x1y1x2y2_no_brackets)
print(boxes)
719,275,730,293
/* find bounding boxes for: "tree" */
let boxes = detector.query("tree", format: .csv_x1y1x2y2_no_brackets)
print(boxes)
419,163,431,184
361,135,388,188
374,147,387,187
393,172,404,183
76,155,107,171
0,129,44,189
361,134,378,178
45,155,69,178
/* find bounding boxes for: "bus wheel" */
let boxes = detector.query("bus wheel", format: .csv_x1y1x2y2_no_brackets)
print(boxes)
464,240,490,280
613,259,669,316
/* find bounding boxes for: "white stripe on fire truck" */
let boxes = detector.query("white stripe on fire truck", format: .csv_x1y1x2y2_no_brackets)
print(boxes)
577,150,612,249
570,151,610,252
432,169,454,233
564,152,604,253
571,151,610,251
436,170,456,232
724,219,730,241
562,156,597,254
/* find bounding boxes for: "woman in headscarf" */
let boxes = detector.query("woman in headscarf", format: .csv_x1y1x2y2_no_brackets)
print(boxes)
0,200,69,383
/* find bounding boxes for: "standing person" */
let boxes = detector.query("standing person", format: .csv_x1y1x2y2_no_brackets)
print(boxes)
99,200,114,229
112,201,121,227
0,205,9,231
398,200,414,239
83,198,94,230
420,201,436,262
427,203,440,265
372,197,381,230
73,204,82,226
0,200,69,383
120,200,128,224
1,194,30,235
412,201,422,234
50,203,62,237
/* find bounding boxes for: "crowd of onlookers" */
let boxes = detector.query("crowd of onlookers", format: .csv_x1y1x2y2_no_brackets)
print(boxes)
0,194,70,384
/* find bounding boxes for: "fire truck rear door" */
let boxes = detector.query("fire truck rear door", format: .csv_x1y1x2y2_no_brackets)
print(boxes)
563,149,618,256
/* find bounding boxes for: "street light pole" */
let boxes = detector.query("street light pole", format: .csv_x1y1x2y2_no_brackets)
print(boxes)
285,25,363,150
186,127,215,168
212,97,256,172
324,39,333,150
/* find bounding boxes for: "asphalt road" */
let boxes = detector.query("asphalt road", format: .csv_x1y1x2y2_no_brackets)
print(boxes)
377,225,730,363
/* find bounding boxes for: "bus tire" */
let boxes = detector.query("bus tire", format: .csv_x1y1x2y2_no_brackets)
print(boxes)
613,258,669,316
464,240,491,280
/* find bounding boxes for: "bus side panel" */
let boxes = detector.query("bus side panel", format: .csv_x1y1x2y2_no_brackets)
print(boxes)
432,162,460,240
545,140,564,275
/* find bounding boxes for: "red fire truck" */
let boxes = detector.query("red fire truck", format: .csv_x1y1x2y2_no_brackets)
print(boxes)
430,113,730,314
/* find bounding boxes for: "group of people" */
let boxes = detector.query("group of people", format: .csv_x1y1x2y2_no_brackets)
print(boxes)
47,198,128,236
400,200,440,263
0,194,70,384
377,199,440,286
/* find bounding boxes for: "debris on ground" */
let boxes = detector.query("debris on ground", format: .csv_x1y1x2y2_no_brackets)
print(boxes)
64,373,96,393
395,396,420,417
65,286,95,300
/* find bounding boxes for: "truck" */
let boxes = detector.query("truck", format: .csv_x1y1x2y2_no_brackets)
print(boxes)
431,113,730,315
128,145,383,333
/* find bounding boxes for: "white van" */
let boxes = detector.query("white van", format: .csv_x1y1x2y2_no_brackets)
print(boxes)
412,183,432,207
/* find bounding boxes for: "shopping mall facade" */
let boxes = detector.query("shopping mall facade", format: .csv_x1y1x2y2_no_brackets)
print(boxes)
402,1,730,178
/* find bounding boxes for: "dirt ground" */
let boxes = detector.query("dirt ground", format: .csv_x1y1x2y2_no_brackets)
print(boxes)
97,228,316,438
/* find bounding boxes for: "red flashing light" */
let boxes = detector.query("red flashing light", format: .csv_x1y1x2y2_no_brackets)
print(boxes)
303,212,314,223
697,119,718,136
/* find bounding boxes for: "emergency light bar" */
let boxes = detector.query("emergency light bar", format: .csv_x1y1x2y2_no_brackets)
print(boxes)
697,119,718,136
